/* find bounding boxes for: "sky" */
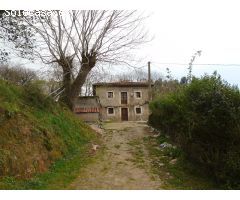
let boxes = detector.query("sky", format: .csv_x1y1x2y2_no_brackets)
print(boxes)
132,1,240,86
2,0,240,86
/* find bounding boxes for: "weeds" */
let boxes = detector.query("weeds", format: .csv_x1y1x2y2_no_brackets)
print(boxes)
145,134,218,189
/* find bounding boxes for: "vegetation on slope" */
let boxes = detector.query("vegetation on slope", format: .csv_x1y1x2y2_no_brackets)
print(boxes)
145,135,218,189
0,80,97,189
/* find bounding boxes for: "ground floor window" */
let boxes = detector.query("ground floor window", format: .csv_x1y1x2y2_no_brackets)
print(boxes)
135,107,142,114
107,107,114,115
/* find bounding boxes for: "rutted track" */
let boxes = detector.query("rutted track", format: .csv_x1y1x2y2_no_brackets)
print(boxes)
69,122,162,189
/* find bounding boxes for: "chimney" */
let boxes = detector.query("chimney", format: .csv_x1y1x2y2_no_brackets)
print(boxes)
148,61,152,101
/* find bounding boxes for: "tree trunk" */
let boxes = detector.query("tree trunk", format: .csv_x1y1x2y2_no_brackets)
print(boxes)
60,53,96,110
68,65,92,108
61,66,73,108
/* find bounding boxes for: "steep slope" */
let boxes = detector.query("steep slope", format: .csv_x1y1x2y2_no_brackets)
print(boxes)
0,80,97,189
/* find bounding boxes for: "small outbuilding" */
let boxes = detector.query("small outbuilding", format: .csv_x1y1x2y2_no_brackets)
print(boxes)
73,96,100,122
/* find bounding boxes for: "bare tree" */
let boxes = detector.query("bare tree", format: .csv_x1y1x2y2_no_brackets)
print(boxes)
39,63,64,98
115,69,162,82
187,50,202,82
5,10,149,108
0,64,37,85
0,10,36,63
82,67,113,96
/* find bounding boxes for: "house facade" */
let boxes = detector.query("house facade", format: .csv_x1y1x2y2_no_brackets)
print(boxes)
92,82,152,121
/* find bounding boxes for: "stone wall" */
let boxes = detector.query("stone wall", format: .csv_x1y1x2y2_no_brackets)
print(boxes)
75,112,99,122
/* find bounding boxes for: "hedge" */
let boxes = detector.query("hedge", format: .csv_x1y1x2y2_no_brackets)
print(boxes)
149,74,240,188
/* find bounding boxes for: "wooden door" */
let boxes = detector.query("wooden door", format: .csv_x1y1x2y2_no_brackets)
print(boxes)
121,108,128,121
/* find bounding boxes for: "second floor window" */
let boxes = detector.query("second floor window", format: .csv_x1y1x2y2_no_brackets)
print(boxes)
121,92,128,104
107,92,113,98
135,91,141,98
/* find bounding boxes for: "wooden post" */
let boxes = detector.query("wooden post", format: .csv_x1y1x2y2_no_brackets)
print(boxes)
148,61,152,101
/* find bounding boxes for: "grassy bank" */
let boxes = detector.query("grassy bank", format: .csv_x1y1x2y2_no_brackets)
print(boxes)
0,145,95,189
0,80,98,189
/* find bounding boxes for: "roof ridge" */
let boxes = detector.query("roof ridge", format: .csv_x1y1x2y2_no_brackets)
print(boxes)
93,81,154,86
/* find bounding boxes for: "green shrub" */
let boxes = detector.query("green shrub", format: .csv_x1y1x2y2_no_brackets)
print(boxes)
149,73,240,188
23,82,54,110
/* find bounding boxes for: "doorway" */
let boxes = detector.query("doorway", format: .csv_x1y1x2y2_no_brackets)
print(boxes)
121,108,128,121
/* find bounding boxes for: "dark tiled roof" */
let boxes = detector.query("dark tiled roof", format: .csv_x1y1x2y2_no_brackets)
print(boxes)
93,81,154,87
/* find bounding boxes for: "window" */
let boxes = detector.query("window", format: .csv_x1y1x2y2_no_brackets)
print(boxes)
135,91,141,98
121,92,128,104
107,107,114,115
136,107,142,114
107,92,113,98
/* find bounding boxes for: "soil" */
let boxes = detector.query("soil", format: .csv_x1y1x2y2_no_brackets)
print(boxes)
69,122,162,189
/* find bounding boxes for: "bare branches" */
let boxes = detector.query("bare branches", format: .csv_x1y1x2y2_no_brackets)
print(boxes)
1,10,149,107
13,10,148,68
0,64,37,85
187,50,202,82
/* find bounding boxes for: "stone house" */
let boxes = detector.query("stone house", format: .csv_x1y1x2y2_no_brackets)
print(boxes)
92,81,153,121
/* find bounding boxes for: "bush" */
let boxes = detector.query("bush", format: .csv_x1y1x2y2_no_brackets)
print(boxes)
149,73,240,188
23,82,55,110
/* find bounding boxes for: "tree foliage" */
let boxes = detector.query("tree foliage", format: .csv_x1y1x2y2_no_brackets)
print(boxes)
149,73,240,188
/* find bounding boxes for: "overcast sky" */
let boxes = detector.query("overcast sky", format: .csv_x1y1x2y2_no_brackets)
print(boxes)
135,1,240,86
2,0,240,85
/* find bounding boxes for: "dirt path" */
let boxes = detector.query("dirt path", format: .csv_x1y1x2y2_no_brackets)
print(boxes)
69,122,162,189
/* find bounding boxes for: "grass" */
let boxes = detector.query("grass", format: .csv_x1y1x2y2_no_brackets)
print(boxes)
116,161,126,165
127,139,146,169
145,135,219,189
114,144,121,149
0,80,99,189
0,145,95,189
